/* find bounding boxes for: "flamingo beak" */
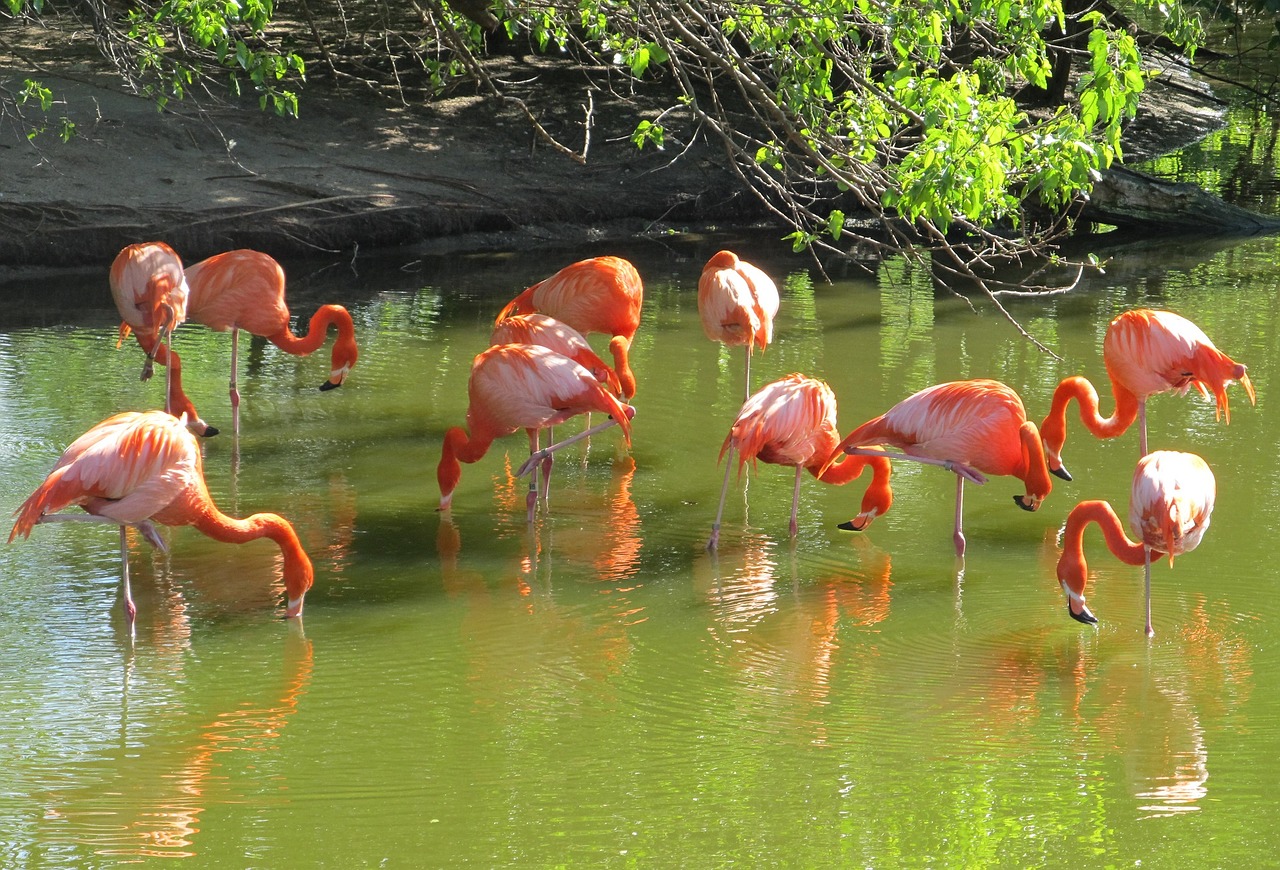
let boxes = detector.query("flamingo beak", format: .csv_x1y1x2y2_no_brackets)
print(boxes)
1068,602,1097,625
285,596,305,619
1050,466,1072,482
1013,494,1041,512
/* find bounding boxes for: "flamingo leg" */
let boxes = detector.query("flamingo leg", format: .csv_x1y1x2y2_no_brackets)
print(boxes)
743,347,752,402
515,408,635,478
119,525,137,630
844,447,988,486
230,328,242,436
526,430,540,523
1138,399,1148,457
708,447,735,550
1152,542,1162,639
542,426,554,504
789,464,803,537
161,328,174,416
952,474,967,558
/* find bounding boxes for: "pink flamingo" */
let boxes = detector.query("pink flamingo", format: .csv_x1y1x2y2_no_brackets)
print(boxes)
1041,309,1254,480
823,379,1054,557
183,249,360,434
437,344,634,522
1057,450,1215,636
489,313,621,395
495,256,644,399
708,373,892,550
110,242,194,422
9,410,314,626
698,250,780,400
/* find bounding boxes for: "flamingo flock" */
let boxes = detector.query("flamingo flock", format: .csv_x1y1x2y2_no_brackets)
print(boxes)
8,243,1259,638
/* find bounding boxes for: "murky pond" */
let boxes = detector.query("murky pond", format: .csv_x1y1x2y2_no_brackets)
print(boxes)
2,228,1278,866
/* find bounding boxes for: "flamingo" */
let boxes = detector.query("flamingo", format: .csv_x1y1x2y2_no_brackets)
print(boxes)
437,343,634,522
708,373,892,550
9,410,314,625
1056,450,1215,636
494,256,644,399
822,379,1054,557
1041,309,1254,480
181,249,360,434
110,242,191,419
698,250,780,400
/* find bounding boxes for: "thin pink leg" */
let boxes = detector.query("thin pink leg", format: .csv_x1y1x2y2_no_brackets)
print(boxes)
1144,545,1154,638
230,328,242,436
708,446,735,550
119,525,137,633
1138,400,1148,456
952,474,966,558
789,464,803,537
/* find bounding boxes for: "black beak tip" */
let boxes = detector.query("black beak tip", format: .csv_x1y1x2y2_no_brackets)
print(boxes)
1051,467,1072,482
836,520,862,532
1013,495,1036,512
202,425,220,438
1068,604,1098,625
319,381,341,392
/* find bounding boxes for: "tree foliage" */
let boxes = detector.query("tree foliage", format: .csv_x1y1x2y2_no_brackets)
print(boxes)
2,0,1208,329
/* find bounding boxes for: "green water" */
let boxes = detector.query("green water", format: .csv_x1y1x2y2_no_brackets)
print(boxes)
1,232,1278,866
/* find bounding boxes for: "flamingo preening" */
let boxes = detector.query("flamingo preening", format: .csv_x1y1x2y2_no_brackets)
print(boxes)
1040,309,1254,480
708,374,892,550
697,250,780,401
823,379,1054,557
495,256,643,400
1056,450,1215,636
489,313,622,396
9,410,314,626
437,344,634,522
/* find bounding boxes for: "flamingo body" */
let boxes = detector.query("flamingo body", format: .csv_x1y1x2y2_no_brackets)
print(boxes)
495,257,643,398
437,344,634,513
827,379,1054,555
1041,309,1254,477
1057,450,1215,633
10,410,314,619
110,241,189,342
490,313,622,395
708,374,891,548
698,250,780,400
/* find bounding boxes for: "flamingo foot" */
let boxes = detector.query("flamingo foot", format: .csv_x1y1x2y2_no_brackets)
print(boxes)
943,460,987,485
953,530,967,558
124,597,137,623
135,521,167,552
141,360,154,382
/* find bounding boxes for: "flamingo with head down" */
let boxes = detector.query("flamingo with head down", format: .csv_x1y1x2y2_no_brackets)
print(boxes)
708,374,892,550
9,410,314,626
1057,450,1215,637
1041,309,1254,480
822,379,1054,557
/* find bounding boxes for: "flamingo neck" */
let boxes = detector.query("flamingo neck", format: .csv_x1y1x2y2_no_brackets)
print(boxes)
609,335,636,400
1017,421,1054,508
1040,376,1139,466
182,495,314,616
495,286,538,323
267,305,354,360
437,426,495,508
1057,500,1148,603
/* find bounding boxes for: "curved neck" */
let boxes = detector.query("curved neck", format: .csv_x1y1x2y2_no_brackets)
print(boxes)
1017,421,1054,504
496,286,538,322
609,335,636,399
1041,376,1139,463
1057,499,1147,601
177,491,314,615
812,452,893,519
437,426,494,507
267,305,355,360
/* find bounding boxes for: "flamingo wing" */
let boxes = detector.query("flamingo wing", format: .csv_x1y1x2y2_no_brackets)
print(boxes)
109,242,189,336
1129,450,1216,560
727,374,837,469
185,250,289,335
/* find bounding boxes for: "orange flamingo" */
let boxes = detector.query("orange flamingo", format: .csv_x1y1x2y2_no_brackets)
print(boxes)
1057,450,1215,636
9,410,314,624
495,256,644,399
1041,309,1254,480
822,379,1054,557
490,313,622,395
182,249,360,434
708,373,892,550
698,250,780,400
110,242,191,419
437,344,634,521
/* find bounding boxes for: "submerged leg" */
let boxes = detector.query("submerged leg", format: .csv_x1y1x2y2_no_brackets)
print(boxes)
231,328,242,436
119,525,137,632
525,429,540,523
789,464,803,538
708,447,735,551
1144,544,1154,638
952,474,966,558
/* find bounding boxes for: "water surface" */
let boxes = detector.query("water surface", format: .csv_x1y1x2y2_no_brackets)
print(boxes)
2,232,1279,866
